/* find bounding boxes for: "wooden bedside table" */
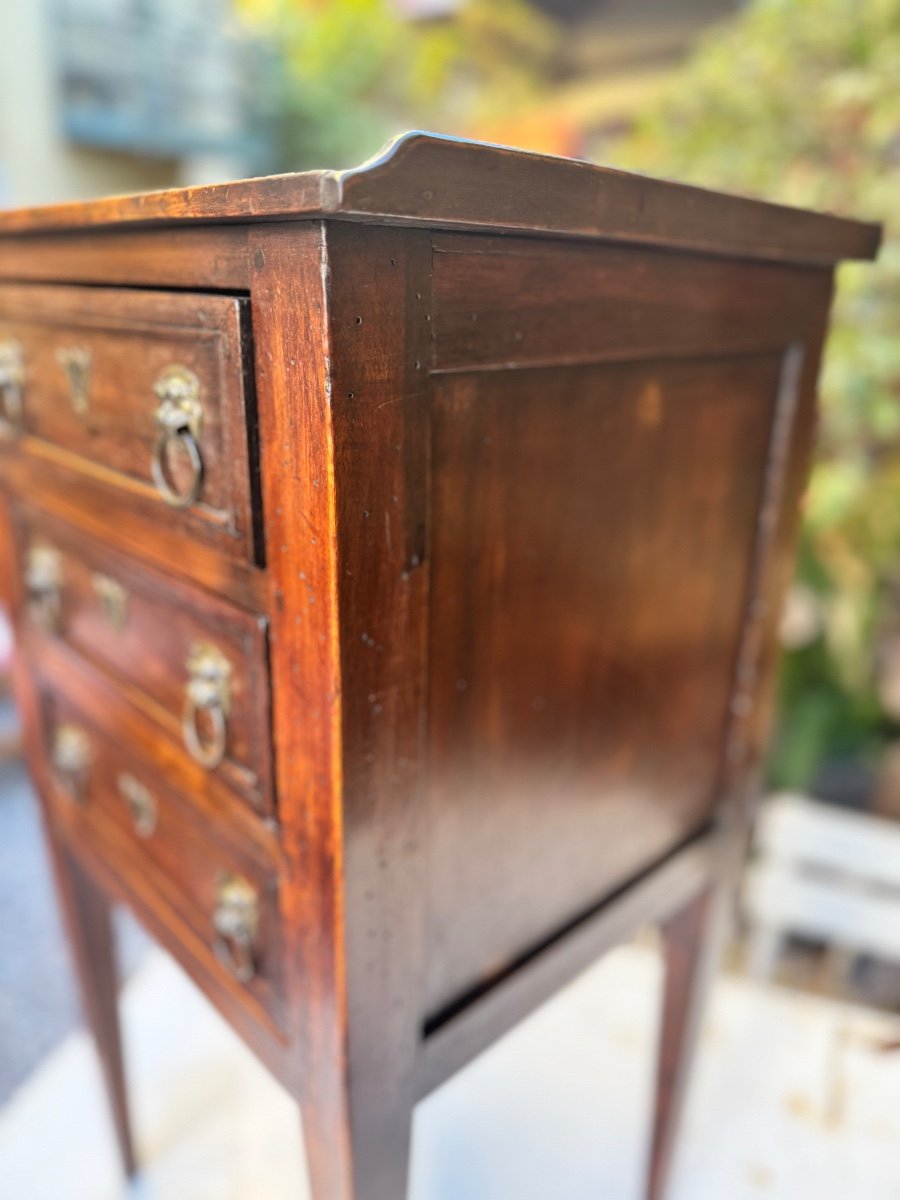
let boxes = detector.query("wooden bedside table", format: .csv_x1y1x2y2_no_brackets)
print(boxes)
0,133,879,1199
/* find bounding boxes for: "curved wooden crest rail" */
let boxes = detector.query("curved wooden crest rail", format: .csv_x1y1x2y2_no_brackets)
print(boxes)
0,133,880,1198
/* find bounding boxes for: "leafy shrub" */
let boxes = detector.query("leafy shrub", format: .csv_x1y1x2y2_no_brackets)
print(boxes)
615,0,900,790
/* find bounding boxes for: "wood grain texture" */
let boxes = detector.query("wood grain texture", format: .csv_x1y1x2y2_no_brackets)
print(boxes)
326,221,433,1199
0,133,879,266
1,488,291,1087
721,336,830,843
0,226,250,289
419,832,715,1099
246,223,355,1195
647,885,718,1200
13,505,274,813
0,283,261,564
41,683,286,1031
24,629,282,862
432,233,830,372
424,352,789,1016
0,446,266,610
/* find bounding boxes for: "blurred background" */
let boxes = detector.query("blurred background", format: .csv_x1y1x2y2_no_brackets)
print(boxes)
2,0,900,1195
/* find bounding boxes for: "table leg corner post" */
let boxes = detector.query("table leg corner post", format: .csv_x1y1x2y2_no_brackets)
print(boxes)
51,843,137,1179
299,1078,415,1200
645,882,720,1200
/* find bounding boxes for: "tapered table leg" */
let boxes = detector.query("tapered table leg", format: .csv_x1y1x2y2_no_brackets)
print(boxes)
301,1094,414,1200
49,840,137,1178
646,884,721,1200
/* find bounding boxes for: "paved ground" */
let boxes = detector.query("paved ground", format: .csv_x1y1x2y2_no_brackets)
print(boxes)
0,723,148,1103
4,943,900,1199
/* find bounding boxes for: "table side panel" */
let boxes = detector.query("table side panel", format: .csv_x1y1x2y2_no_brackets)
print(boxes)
424,355,780,1012
432,233,831,372
422,235,835,1018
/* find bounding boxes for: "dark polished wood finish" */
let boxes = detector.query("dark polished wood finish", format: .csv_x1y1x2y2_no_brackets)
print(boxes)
0,133,878,1198
0,132,879,264
648,885,720,1200
50,839,137,1176
14,505,273,812
0,283,259,566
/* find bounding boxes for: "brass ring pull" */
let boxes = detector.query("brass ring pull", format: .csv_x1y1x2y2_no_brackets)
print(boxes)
151,364,203,509
213,875,259,983
182,641,231,769
152,425,203,508
182,694,227,767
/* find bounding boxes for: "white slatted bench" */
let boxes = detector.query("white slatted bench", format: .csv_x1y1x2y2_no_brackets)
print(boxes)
743,792,900,980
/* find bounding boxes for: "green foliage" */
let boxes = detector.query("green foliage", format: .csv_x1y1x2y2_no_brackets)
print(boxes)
238,0,432,170
238,0,558,172
616,0,900,789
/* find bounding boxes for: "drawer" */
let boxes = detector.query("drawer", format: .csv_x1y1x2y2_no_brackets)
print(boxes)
16,507,273,814
42,685,285,1030
0,284,260,564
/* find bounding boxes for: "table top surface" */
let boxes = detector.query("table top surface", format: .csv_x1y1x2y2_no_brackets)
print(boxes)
0,132,880,267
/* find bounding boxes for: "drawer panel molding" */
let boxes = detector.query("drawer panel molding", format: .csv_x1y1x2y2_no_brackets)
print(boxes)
16,507,274,814
42,684,285,1027
0,284,261,564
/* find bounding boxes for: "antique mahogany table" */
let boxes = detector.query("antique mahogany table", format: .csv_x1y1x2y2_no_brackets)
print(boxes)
0,134,879,1198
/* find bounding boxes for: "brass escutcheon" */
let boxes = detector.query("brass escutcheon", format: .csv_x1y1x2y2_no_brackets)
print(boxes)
55,346,92,415
0,337,24,430
91,573,128,632
117,772,157,838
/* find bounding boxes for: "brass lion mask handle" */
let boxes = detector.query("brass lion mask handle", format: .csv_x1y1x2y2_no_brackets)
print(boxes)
213,874,259,983
25,543,63,633
52,724,91,805
182,641,231,769
151,364,203,509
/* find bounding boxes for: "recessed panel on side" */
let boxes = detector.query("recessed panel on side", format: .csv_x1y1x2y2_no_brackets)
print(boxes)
425,353,785,1016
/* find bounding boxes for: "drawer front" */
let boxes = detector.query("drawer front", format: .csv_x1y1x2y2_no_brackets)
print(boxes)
43,686,285,1028
0,284,260,564
17,507,273,813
